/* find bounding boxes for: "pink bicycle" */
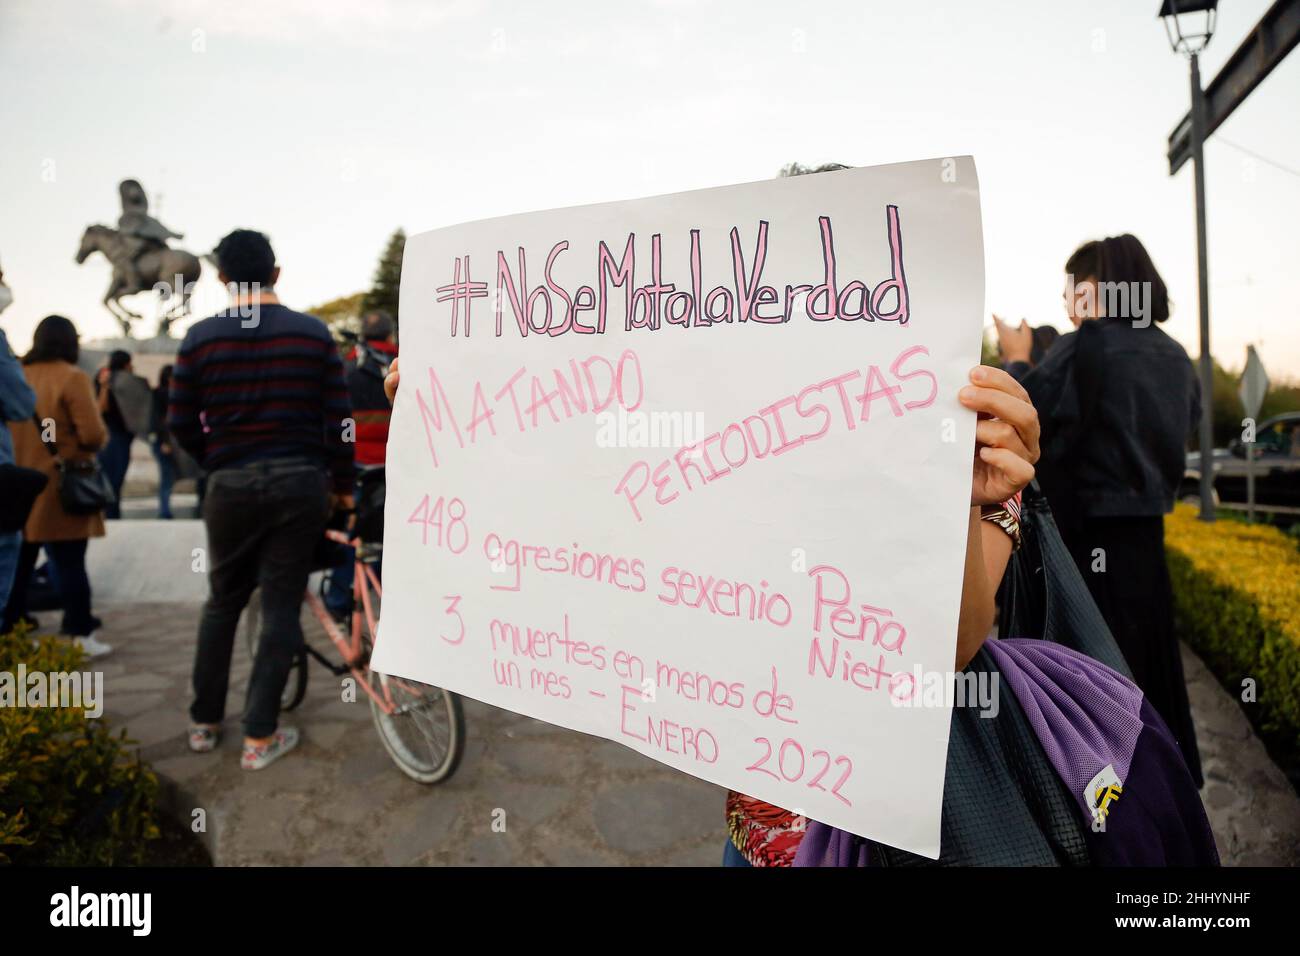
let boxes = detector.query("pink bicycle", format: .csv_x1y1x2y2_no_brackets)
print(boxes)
241,466,465,784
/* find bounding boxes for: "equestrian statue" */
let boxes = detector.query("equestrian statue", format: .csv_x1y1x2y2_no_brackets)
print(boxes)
76,179,201,338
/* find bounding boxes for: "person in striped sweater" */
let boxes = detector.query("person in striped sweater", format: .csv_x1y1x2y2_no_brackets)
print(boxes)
168,228,355,770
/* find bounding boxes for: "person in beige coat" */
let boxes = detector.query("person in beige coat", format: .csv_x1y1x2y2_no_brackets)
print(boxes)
2,315,113,658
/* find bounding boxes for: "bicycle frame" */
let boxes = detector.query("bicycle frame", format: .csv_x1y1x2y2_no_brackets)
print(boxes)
303,528,400,715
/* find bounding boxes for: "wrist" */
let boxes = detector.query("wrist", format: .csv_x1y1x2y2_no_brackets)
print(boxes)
979,501,1022,550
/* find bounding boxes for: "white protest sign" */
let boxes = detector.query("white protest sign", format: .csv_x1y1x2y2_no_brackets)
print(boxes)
372,157,985,858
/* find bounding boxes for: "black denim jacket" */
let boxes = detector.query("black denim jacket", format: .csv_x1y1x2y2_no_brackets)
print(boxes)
1008,318,1200,519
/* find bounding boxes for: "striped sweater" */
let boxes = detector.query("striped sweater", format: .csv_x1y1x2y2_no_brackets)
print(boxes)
167,304,355,493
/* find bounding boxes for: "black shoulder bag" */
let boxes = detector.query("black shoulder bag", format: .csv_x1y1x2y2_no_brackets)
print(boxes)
32,413,117,516
997,480,1132,678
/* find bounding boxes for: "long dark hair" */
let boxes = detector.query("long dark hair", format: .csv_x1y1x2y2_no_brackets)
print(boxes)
1065,234,1170,324
24,314,80,365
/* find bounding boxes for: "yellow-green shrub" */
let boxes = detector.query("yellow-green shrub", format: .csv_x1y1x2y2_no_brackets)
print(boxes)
0,627,160,865
1165,504,1300,768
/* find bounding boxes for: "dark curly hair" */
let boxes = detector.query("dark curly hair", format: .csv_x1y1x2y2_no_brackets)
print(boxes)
213,228,277,285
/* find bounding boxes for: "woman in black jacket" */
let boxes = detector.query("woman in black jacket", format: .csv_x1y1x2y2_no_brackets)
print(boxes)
997,234,1203,786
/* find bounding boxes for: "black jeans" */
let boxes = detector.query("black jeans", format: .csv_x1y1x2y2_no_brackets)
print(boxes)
3,538,95,637
190,458,330,739
98,428,133,520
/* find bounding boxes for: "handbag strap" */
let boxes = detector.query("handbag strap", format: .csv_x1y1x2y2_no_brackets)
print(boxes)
31,412,60,460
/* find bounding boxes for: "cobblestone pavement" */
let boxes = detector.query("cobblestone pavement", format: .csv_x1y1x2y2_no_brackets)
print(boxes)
58,601,1300,866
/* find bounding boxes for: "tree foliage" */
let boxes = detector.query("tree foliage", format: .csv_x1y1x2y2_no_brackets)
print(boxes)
305,291,365,347
362,228,406,328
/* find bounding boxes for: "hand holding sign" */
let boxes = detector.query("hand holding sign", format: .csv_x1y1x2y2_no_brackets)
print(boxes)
384,356,400,405
961,365,1040,506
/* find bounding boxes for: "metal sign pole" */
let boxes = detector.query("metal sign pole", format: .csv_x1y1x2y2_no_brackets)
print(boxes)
1246,441,1256,522
1239,346,1271,525
1190,51,1216,522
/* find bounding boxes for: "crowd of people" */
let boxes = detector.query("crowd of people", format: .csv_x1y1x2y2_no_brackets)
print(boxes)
0,335,187,658
0,205,1214,863
0,231,398,769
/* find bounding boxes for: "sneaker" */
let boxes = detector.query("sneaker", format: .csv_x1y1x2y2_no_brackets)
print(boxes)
188,724,221,753
241,727,300,770
70,633,114,659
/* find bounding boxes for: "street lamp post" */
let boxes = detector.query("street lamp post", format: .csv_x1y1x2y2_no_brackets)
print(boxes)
1189,49,1216,523
1160,0,1218,522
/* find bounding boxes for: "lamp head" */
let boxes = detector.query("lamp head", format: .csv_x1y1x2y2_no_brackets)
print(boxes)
1158,0,1218,56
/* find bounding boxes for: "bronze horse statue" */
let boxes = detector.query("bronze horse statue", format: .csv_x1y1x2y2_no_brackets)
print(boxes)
76,224,201,337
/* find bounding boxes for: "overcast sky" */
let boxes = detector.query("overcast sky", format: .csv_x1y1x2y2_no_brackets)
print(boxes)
2,0,1297,375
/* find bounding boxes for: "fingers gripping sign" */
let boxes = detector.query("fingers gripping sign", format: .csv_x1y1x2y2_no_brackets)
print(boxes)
959,365,1039,506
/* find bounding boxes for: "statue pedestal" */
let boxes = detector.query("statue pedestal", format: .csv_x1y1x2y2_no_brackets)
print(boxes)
81,335,181,384
88,334,180,356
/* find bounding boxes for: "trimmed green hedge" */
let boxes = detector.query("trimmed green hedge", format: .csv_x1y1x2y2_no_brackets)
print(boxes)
0,627,159,865
1166,504,1300,776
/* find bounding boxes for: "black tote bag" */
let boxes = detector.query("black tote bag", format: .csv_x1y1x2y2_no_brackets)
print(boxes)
997,480,1132,678
813,485,1144,867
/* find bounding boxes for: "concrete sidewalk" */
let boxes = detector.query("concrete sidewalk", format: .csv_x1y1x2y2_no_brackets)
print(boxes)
54,601,1300,866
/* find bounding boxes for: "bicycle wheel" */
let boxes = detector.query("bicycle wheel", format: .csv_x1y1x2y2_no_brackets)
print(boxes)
369,672,465,784
241,586,309,711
